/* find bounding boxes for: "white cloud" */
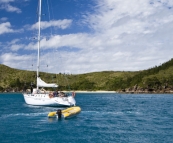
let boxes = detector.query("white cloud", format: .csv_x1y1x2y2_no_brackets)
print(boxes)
1,0,173,74
10,44,25,51
0,0,21,13
0,52,33,70
5,39,25,51
8,39,20,44
0,22,23,35
31,20,72,30
0,22,14,35
0,0,14,3
0,3,21,13
0,17,8,21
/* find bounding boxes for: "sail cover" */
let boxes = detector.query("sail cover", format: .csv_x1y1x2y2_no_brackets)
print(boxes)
37,77,58,87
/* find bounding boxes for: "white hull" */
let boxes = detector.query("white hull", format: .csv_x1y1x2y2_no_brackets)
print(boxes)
23,93,76,107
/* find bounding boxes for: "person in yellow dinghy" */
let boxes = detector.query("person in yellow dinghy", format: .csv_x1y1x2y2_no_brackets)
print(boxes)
56,109,62,119
48,106,81,119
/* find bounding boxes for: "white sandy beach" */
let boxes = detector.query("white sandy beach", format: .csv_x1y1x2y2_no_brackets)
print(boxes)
63,90,118,93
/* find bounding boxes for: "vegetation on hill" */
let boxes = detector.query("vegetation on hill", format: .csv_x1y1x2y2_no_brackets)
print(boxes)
0,58,173,93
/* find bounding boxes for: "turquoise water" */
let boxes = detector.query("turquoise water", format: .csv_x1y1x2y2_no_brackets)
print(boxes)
0,93,173,143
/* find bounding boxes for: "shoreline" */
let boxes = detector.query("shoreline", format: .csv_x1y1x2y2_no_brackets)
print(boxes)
0,90,173,94
0,90,118,94
63,91,118,93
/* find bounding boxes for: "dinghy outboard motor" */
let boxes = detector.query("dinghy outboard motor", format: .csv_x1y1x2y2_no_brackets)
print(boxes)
56,109,62,118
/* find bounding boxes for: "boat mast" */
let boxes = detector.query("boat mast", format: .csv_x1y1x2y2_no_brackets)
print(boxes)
37,0,42,90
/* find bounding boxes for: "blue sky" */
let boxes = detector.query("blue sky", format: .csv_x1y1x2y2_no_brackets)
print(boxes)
0,0,173,74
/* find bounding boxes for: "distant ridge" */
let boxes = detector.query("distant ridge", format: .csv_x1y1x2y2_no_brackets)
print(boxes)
0,58,173,93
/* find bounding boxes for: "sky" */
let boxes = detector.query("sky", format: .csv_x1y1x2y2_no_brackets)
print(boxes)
0,0,173,74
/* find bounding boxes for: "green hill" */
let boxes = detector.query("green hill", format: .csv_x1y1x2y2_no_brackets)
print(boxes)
0,58,173,93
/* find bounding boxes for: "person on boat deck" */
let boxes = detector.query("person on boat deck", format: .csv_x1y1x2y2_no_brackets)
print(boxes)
59,91,66,97
49,92,54,97
30,84,33,94
53,90,58,97
72,91,76,97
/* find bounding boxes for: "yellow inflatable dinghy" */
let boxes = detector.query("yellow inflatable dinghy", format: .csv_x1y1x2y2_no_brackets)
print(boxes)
48,106,81,119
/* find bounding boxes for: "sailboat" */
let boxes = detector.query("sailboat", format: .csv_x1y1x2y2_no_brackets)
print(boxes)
23,0,76,106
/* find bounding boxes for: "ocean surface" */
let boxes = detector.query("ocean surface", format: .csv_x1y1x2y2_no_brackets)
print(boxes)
0,93,173,143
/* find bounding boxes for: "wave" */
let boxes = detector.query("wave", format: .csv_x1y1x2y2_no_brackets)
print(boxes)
81,110,142,116
0,112,48,119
